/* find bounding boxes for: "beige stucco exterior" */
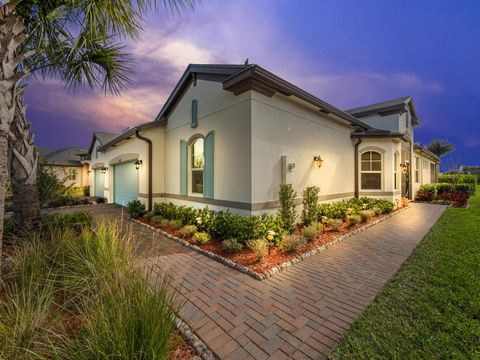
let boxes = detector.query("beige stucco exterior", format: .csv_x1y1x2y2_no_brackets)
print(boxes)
84,68,439,214
46,164,89,188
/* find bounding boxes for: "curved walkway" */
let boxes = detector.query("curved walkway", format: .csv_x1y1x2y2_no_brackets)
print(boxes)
52,203,445,359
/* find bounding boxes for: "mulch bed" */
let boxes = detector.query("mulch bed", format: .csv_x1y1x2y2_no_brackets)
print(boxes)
138,210,401,275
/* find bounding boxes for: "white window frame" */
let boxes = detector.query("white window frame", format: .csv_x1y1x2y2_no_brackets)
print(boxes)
189,138,204,196
415,156,420,183
394,152,399,190
360,150,383,191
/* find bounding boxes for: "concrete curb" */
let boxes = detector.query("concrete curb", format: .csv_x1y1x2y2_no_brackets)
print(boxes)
130,206,408,282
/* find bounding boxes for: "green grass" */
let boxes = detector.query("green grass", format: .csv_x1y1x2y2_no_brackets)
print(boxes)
331,188,480,360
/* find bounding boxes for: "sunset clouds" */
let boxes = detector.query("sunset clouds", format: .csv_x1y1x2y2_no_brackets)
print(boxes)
28,0,480,166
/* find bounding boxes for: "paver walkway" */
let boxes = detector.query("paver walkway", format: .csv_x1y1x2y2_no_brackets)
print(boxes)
51,203,445,359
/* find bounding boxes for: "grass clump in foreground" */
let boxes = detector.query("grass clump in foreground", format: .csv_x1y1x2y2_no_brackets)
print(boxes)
331,188,480,359
0,220,181,360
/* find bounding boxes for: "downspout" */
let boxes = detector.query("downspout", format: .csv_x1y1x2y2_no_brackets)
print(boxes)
135,130,153,211
354,138,363,198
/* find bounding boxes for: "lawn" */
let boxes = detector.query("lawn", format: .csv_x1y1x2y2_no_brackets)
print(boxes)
331,188,480,359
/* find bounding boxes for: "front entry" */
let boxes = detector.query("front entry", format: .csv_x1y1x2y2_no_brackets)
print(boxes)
113,161,139,206
401,149,410,199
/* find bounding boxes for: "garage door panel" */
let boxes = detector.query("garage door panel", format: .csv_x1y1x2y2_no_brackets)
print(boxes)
114,162,138,206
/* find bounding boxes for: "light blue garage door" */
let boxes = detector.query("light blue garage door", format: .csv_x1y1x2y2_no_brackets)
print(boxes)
94,169,104,197
114,162,138,206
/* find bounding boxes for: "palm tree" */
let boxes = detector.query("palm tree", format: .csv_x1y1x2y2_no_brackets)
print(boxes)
426,139,455,157
0,0,196,248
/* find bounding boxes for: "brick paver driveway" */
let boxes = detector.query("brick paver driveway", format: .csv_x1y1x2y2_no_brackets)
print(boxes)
51,203,445,359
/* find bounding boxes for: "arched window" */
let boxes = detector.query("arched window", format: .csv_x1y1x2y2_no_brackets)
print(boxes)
191,138,204,194
361,151,382,190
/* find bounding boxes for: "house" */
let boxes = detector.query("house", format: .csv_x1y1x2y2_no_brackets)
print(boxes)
38,147,90,188
84,63,440,213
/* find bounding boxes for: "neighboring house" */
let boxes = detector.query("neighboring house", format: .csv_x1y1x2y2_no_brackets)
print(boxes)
38,147,89,187
84,63,440,213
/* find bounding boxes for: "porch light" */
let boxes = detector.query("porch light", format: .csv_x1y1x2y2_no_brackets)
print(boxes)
87,170,91,174
134,159,143,170
100,167,108,174
313,155,323,168
400,163,408,174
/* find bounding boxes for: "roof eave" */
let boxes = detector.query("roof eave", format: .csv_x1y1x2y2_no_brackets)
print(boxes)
97,121,163,152
223,65,371,130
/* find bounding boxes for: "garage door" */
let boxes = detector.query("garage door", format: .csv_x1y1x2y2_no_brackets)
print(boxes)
94,169,104,197
114,162,138,206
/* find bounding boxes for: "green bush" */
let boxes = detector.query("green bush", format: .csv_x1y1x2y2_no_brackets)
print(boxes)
42,211,92,231
159,219,170,227
193,232,210,245
418,182,475,199
143,211,154,221
168,219,183,230
180,225,197,237
3,218,14,237
327,218,343,231
280,235,305,253
221,238,244,253
126,200,145,219
348,214,362,226
303,222,323,242
439,173,477,185
83,185,91,196
278,184,297,234
302,186,320,226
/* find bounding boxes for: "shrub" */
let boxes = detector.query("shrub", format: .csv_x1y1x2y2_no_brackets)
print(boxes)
143,211,155,221
193,232,210,245
303,222,323,242
439,173,477,185
180,225,197,237
42,211,92,231
126,200,145,219
348,214,362,226
416,189,434,202
372,206,382,216
159,219,170,227
278,184,297,234
246,239,268,262
83,185,91,196
360,210,375,222
302,186,320,226
327,218,343,231
221,238,244,253
280,235,305,253
149,215,162,224
3,217,14,237
168,219,182,230
456,183,475,196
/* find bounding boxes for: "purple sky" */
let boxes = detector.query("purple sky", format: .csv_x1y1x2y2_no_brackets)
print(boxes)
28,0,480,169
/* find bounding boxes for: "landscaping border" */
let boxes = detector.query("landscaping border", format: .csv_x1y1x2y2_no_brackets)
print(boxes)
131,206,409,281
175,317,217,360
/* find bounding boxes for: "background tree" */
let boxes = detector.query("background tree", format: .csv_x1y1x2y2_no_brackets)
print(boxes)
426,139,455,157
0,0,196,243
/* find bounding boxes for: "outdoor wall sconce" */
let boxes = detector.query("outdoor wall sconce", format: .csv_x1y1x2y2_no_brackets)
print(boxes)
313,155,324,168
100,167,108,174
400,163,408,174
134,159,143,170
87,170,91,174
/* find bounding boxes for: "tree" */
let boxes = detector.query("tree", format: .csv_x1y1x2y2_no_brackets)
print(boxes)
0,0,196,248
425,139,455,157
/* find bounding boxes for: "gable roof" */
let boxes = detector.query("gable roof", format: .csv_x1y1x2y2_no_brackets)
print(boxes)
346,96,420,125
153,63,371,130
38,147,87,166
86,131,120,157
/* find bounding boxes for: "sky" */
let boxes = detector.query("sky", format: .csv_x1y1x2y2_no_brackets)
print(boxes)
28,0,480,169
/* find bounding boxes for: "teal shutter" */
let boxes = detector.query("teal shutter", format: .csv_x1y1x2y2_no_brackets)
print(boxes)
180,140,188,195
191,99,198,128
204,131,214,199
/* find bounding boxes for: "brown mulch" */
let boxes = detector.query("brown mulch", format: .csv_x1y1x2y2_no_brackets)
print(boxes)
139,209,402,275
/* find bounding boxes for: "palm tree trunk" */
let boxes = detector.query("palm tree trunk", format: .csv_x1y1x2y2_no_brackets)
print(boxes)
9,89,40,235
0,0,29,255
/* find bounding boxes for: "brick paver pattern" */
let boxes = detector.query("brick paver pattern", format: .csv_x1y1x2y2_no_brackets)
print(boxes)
53,203,445,359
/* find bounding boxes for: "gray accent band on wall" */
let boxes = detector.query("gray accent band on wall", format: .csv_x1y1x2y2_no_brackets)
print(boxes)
138,192,356,211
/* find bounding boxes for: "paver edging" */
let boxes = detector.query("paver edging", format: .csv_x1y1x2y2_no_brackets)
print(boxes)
175,317,217,360
130,206,409,281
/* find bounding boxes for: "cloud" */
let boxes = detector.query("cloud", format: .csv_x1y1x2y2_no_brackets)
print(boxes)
294,71,443,110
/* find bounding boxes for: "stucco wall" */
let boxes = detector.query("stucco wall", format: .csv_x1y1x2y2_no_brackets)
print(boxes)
412,152,437,197
251,92,356,206
162,80,252,205
47,165,88,188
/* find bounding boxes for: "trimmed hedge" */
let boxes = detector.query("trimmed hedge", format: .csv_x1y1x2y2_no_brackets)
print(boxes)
438,174,478,185
317,197,394,221
419,182,475,197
